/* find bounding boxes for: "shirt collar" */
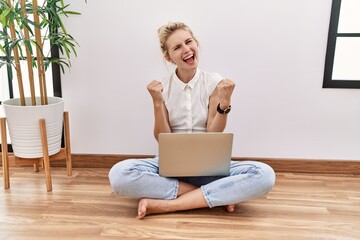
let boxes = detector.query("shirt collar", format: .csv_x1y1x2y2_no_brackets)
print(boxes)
173,69,200,90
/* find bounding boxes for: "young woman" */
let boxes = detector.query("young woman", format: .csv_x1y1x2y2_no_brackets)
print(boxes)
109,22,275,219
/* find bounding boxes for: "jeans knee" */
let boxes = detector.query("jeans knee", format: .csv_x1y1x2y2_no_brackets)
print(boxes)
261,163,276,193
108,160,133,194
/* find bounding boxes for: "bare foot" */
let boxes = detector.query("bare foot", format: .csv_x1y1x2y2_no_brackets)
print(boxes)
137,198,170,219
226,204,236,213
137,189,210,219
137,198,149,219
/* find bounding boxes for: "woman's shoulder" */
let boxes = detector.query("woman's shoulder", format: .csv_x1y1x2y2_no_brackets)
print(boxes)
196,69,223,94
198,69,223,84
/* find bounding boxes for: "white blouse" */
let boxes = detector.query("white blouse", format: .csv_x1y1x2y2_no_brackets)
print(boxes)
161,69,223,133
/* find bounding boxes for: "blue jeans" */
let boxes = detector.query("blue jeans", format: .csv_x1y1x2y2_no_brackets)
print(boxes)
108,157,275,208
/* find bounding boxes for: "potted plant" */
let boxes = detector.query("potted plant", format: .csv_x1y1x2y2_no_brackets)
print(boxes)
0,0,82,158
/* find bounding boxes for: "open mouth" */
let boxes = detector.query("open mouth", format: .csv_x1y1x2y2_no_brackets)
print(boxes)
183,54,195,64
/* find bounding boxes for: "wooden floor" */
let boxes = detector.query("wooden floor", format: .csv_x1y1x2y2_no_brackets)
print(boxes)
0,167,359,240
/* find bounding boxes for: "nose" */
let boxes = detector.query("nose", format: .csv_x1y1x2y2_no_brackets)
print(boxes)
183,44,191,53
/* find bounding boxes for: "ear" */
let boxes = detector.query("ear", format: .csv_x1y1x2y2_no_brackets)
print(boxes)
165,55,175,64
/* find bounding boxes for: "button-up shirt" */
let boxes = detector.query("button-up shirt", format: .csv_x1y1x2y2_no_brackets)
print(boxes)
161,69,223,133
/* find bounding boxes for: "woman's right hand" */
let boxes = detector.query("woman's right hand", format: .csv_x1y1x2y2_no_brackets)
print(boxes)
147,80,164,104
147,80,171,139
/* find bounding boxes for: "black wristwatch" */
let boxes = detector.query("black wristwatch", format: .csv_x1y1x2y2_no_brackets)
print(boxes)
217,103,231,114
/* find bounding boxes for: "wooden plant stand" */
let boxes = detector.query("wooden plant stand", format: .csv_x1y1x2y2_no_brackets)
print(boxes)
1,112,72,192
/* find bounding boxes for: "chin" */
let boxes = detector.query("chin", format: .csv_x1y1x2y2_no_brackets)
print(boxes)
190,59,199,68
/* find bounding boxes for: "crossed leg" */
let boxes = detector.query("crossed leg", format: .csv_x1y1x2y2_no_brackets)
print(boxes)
137,181,235,219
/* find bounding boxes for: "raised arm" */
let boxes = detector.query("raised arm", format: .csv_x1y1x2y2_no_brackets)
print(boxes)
207,79,236,132
147,80,171,141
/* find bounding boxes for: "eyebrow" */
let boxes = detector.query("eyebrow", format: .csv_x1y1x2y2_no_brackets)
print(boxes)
172,44,181,50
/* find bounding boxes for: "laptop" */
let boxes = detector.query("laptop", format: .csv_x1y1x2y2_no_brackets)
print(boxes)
158,132,233,177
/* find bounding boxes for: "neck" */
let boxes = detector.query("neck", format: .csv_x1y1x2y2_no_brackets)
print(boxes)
176,68,197,83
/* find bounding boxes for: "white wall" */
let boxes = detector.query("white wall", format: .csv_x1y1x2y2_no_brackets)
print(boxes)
61,0,360,160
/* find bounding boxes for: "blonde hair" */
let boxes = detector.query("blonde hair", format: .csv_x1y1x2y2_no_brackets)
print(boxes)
157,22,198,59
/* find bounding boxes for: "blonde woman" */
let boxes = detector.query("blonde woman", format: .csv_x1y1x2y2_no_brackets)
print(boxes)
109,22,275,219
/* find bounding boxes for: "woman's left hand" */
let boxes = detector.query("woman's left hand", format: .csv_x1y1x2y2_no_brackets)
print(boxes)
217,79,235,108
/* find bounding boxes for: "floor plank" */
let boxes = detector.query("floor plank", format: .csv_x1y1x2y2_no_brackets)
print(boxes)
0,168,359,240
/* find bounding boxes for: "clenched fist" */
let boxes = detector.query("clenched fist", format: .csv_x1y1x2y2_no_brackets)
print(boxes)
147,80,164,104
217,79,235,108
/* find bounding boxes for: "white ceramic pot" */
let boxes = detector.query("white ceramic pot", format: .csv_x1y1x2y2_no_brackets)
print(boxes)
2,97,64,158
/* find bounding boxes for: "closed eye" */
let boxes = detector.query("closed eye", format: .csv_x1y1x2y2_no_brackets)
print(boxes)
185,38,193,44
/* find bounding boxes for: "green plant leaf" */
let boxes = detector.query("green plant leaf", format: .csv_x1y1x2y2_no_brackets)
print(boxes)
0,44,6,55
62,10,81,16
0,7,11,26
24,39,33,55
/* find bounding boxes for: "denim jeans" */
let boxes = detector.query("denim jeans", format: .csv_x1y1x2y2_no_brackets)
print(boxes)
108,157,275,208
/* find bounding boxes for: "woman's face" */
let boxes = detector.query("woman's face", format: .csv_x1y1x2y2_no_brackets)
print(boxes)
165,29,199,71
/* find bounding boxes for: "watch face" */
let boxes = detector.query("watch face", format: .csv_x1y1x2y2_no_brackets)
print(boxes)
217,104,231,114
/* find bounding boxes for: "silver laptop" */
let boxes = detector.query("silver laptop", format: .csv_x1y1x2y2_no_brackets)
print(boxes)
158,132,233,177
